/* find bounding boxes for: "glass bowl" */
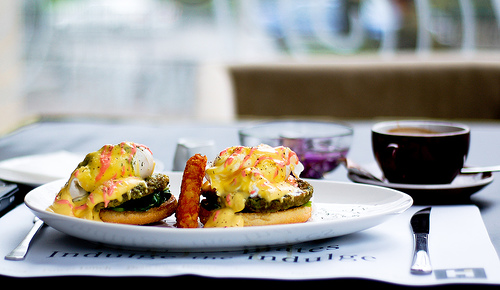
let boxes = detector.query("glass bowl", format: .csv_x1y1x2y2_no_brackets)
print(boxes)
239,120,353,179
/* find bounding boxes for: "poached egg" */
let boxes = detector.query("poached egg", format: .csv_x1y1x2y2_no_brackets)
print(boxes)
48,141,156,221
204,144,305,227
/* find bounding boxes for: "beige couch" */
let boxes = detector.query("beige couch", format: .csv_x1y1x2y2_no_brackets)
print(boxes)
228,55,500,120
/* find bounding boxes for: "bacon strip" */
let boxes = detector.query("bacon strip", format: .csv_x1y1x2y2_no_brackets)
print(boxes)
175,154,207,228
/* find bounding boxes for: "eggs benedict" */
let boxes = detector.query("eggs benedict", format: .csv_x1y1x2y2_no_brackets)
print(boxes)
47,142,177,225
199,144,313,227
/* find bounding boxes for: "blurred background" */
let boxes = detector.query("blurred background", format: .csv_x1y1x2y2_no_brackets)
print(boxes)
2,0,500,132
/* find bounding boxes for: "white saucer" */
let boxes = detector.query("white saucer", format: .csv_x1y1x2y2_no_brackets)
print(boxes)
0,151,164,187
347,163,494,203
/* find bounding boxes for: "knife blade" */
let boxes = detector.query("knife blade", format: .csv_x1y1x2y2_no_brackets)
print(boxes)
410,207,432,275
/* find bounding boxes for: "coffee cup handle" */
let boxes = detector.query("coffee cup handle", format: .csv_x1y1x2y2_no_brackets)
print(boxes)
387,143,399,159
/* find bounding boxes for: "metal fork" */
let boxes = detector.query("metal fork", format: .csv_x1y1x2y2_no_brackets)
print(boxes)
5,216,45,261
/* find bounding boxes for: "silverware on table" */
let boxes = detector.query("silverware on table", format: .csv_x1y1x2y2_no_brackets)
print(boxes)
341,158,384,182
461,165,500,174
410,207,432,275
4,216,45,261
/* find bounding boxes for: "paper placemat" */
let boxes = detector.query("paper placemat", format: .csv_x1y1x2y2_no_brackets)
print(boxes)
1,204,499,285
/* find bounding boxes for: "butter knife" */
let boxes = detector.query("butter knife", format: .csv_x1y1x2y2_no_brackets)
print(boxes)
410,207,432,275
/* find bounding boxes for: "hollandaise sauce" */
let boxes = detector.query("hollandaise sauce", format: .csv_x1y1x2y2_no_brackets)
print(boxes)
204,144,305,227
48,142,155,221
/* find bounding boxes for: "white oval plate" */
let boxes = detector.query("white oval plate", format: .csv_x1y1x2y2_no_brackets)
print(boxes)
25,172,412,252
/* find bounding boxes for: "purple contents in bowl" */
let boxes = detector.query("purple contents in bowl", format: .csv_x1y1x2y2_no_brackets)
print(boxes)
300,149,350,179
239,121,353,179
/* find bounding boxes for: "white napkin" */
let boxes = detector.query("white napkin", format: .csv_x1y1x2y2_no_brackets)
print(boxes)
0,205,499,286
0,151,83,185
